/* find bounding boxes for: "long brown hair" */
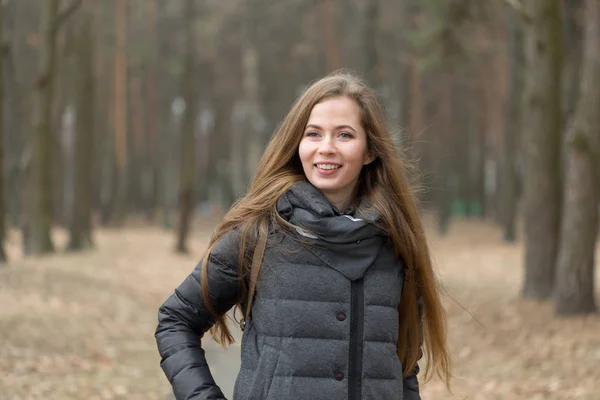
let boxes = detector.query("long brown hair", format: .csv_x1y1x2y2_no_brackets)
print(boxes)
200,71,451,389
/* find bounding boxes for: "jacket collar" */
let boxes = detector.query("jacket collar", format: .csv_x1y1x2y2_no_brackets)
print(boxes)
276,180,385,280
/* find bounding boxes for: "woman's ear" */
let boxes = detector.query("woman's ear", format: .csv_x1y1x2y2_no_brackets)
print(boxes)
363,151,376,166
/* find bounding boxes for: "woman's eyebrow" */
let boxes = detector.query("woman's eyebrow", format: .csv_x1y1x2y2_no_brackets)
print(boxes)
305,124,357,132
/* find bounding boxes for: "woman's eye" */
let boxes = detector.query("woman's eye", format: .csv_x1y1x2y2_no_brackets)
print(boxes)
339,132,353,139
306,131,319,137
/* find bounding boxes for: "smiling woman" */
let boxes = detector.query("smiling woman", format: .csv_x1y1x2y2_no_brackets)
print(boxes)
299,97,376,212
155,71,452,400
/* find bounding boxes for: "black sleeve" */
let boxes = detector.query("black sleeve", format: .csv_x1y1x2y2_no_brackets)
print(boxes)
402,295,424,400
155,230,241,400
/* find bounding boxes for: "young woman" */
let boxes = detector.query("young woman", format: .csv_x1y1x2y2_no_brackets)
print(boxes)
155,72,451,400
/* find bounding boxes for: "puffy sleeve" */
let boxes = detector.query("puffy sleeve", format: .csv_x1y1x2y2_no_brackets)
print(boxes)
402,295,424,400
155,230,241,400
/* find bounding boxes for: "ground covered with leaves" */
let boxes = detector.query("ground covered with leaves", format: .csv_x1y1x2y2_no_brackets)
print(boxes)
1,217,599,399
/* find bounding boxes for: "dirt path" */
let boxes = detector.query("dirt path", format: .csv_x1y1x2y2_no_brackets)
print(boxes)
1,219,598,399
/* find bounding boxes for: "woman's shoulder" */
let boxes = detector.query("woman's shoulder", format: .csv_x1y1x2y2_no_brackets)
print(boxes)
209,227,242,267
210,220,276,262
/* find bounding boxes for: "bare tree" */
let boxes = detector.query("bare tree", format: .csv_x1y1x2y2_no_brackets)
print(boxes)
521,0,563,299
26,0,60,255
554,0,599,315
239,1,261,195
502,6,523,242
0,2,7,264
363,0,380,88
145,0,160,221
67,3,94,251
175,0,197,253
111,0,129,225
321,0,341,73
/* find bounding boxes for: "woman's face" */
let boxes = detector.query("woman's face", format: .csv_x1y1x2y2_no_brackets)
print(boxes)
298,96,374,210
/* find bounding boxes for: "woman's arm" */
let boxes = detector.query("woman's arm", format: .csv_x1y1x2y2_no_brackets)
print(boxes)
155,231,241,400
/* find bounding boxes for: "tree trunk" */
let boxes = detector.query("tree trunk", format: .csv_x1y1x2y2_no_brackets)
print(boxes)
363,0,380,88
213,94,235,210
240,1,261,194
321,0,341,73
437,72,456,235
408,53,424,179
145,0,160,221
175,0,197,254
3,1,21,229
562,0,584,122
112,0,128,225
502,7,523,242
521,0,563,299
68,6,94,251
27,0,60,255
554,0,599,315
0,3,7,264
395,0,410,132
130,70,145,216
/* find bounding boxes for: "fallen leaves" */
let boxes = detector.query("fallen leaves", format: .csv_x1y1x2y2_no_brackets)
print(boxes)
0,218,598,399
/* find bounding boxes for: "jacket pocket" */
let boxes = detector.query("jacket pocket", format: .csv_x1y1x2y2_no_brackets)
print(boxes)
247,344,280,400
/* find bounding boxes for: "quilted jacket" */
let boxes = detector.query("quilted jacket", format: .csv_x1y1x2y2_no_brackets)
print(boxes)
155,181,422,399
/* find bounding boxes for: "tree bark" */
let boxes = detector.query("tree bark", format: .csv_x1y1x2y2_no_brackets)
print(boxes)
240,1,261,195
437,72,456,235
562,0,584,122
145,0,160,221
175,0,197,253
68,5,94,251
27,0,60,255
363,0,380,88
521,0,563,299
0,3,7,264
502,7,523,242
112,0,128,225
3,1,22,228
554,0,599,315
321,0,341,73
407,54,423,153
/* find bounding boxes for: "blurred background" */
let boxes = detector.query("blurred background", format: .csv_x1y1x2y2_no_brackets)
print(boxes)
0,0,599,399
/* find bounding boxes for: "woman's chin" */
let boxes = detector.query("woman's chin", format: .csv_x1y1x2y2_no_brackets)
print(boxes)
308,178,347,193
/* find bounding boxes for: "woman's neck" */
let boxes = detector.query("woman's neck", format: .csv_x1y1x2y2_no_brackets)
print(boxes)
323,191,354,214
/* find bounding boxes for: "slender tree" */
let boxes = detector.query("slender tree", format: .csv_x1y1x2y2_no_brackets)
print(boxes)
112,0,129,225
554,0,600,315
321,0,341,73
239,0,261,195
502,6,523,242
521,0,563,299
26,0,60,255
175,0,197,253
145,0,160,221
364,0,380,88
0,2,7,264
68,3,94,251
3,0,22,229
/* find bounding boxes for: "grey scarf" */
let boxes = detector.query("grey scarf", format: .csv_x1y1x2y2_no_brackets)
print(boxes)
276,180,386,280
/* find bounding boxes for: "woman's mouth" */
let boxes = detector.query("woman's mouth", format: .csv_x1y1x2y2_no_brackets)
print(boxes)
315,163,341,170
315,163,341,175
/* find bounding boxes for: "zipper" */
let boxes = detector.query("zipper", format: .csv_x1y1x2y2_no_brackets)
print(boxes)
349,279,364,400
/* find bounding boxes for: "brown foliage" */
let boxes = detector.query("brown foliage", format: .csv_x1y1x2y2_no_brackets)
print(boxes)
0,218,599,399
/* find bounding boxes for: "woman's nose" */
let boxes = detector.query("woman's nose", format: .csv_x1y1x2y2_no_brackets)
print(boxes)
318,136,336,154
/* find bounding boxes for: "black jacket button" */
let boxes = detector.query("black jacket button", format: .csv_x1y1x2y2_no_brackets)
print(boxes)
334,371,344,381
336,312,346,321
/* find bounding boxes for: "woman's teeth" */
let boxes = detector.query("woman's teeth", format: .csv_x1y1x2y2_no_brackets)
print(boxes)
316,164,341,170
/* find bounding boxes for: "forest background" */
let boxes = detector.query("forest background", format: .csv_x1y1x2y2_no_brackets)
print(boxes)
0,0,599,399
